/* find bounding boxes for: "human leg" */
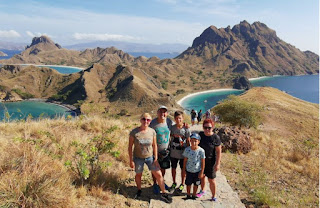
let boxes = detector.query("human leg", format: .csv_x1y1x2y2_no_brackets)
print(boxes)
208,178,216,198
135,173,142,190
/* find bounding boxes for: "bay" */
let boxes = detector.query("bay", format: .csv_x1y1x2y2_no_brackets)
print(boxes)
0,101,74,121
179,74,319,113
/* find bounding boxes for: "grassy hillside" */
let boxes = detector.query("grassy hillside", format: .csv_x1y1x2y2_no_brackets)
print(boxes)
0,87,318,207
221,87,319,207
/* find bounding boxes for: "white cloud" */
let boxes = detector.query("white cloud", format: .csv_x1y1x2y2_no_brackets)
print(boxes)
26,30,53,38
0,30,21,38
26,31,35,37
73,33,138,41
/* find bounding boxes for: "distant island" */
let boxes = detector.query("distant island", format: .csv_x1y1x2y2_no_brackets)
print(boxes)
0,51,8,56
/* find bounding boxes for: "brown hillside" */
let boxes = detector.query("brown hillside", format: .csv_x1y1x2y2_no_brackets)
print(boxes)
0,65,80,100
221,87,319,207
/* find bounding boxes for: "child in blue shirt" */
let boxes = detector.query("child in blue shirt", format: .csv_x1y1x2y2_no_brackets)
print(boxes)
182,133,205,200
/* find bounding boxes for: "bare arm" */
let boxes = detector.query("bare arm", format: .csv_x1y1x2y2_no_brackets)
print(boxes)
214,145,222,171
199,158,205,178
128,135,135,168
152,135,158,161
182,157,188,174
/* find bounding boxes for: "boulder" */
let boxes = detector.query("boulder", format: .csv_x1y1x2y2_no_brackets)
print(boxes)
232,76,253,90
215,126,252,154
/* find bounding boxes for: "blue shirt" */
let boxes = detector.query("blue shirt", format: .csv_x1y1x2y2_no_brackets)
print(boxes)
182,146,205,173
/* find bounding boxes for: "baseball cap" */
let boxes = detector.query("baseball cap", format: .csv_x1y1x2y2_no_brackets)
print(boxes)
158,105,168,111
190,133,201,140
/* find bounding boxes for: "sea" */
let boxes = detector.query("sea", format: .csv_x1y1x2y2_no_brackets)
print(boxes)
0,101,74,121
179,74,319,113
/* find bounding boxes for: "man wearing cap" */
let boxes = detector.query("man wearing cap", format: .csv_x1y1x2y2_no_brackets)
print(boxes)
149,105,173,194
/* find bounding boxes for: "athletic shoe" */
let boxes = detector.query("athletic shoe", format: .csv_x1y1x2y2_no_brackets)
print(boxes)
164,183,170,191
134,190,142,199
196,190,206,198
185,195,196,200
176,184,184,194
168,183,176,193
160,193,173,203
153,184,160,194
211,197,217,202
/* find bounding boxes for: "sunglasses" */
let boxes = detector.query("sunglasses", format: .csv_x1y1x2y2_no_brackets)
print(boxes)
141,118,151,122
203,126,212,130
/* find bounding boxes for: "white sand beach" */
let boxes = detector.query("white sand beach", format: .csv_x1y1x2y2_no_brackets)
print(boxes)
19,64,84,70
177,88,241,106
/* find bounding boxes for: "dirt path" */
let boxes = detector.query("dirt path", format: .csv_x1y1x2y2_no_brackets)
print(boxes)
149,124,245,208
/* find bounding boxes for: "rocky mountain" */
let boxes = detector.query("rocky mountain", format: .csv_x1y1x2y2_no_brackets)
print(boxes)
0,21,318,113
178,20,319,77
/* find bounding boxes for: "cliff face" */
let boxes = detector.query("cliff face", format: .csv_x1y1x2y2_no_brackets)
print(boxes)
178,21,319,76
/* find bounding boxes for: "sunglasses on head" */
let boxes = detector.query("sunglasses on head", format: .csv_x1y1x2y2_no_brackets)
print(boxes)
141,118,151,122
203,126,212,130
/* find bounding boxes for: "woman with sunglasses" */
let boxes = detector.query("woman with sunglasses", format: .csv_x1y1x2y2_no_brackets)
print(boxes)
196,118,221,202
128,113,172,203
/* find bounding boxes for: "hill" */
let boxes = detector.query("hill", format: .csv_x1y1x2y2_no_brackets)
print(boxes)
178,21,318,77
220,87,319,207
0,51,8,56
0,21,318,113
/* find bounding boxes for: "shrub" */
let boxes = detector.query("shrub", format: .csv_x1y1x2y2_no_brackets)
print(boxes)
12,89,34,99
212,95,263,128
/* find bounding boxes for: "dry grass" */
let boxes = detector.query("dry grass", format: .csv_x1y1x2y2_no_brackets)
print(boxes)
221,87,319,207
0,114,144,207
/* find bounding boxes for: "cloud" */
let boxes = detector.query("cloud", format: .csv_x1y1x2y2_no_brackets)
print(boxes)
26,31,53,38
73,33,138,41
0,30,21,38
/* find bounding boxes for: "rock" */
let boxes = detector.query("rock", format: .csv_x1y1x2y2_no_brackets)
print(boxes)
215,126,252,154
0,51,8,56
232,76,253,90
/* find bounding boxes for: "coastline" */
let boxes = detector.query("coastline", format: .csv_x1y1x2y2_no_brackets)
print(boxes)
0,98,79,116
177,88,242,106
1,63,84,70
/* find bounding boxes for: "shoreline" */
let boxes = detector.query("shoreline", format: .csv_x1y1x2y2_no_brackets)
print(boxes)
0,98,79,116
177,88,242,106
0,63,84,70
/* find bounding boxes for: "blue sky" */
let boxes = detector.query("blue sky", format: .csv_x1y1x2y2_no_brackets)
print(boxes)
0,0,318,53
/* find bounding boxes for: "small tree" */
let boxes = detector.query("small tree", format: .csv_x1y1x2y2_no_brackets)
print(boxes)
212,95,263,128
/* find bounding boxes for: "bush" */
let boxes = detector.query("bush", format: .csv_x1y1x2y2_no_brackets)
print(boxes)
12,89,34,99
212,95,263,128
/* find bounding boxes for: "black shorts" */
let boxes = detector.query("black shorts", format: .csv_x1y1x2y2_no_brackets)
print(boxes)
197,117,202,122
170,157,184,169
204,158,216,179
158,154,171,169
185,171,201,186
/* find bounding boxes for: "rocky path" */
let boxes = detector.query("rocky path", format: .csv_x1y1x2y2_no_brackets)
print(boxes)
149,125,245,208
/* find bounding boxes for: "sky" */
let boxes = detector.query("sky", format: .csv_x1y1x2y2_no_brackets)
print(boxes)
0,0,318,53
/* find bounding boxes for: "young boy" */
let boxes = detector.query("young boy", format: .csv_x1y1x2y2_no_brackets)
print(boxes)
182,133,205,200
169,111,191,194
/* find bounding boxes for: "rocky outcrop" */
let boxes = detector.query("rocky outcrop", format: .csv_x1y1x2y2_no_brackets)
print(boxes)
0,51,8,56
215,126,252,154
233,76,253,90
178,20,319,77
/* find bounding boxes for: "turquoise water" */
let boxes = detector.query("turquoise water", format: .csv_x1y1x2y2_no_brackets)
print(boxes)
37,65,83,74
180,74,319,113
250,74,319,104
0,101,74,121
180,89,244,113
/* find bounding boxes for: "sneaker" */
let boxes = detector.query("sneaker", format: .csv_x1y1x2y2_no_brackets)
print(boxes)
185,195,196,200
196,190,206,198
176,184,184,194
164,183,170,191
153,184,160,195
211,197,217,202
134,190,142,199
168,183,177,193
160,193,173,203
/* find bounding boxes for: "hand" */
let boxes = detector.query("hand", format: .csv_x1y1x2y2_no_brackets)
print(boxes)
198,172,204,179
129,160,135,169
183,122,190,129
214,164,220,172
153,159,160,168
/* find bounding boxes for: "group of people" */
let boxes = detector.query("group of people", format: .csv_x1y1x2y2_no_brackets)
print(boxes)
128,106,222,203
190,109,219,126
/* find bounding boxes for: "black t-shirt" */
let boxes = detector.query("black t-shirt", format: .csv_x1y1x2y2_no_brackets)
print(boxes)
199,131,221,162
